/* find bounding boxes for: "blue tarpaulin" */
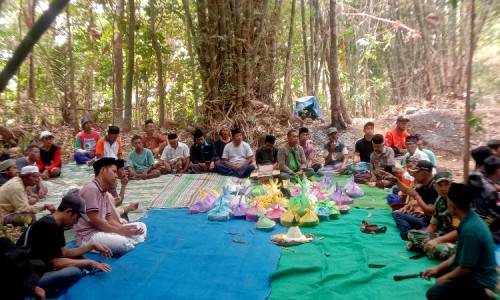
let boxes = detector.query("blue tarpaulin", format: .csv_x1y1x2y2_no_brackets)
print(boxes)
293,96,326,122
57,209,282,300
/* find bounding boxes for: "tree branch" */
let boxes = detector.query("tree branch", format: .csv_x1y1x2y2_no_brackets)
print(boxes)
344,12,419,36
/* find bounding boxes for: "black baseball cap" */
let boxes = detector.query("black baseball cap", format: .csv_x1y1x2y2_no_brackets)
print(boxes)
405,136,418,143
397,116,410,122
410,160,434,173
60,193,90,221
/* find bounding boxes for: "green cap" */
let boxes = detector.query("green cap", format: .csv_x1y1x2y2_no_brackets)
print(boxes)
433,171,452,183
0,159,16,172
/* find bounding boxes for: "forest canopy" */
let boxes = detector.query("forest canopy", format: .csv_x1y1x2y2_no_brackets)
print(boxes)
0,0,498,130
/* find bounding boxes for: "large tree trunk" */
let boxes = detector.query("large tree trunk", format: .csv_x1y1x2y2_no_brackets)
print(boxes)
189,0,277,119
182,0,198,116
66,5,76,128
463,0,475,181
300,0,311,94
86,0,95,111
16,0,23,105
328,0,348,128
124,0,135,132
413,0,436,99
149,0,165,127
280,0,296,109
27,0,36,103
112,0,125,127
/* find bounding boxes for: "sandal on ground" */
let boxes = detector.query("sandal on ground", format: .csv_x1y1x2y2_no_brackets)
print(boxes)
360,220,387,234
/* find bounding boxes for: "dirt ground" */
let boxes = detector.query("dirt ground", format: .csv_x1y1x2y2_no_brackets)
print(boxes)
309,95,500,181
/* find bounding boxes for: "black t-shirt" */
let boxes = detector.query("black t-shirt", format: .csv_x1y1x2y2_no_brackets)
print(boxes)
255,147,278,165
214,139,230,159
190,141,217,164
354,137,374,163
39,144,61,167
0,152,10,162
415,180,438,205
415,180,438,222
17,215,65,268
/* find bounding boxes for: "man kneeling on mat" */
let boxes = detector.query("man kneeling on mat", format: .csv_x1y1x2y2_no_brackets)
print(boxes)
422,183,497,300
74,158,147,256
406,172,458,260
17,190,112,298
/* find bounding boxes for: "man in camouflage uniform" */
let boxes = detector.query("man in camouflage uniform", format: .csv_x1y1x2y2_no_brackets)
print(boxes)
407,171,458,259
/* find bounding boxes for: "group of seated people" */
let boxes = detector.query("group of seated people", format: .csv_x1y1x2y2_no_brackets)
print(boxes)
0,115,498,299
1,157,147,299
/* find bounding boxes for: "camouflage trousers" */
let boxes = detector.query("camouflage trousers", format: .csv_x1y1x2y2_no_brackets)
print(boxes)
407,229,455,260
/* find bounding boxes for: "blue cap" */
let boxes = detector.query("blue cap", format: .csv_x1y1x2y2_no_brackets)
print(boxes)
81,117,92,126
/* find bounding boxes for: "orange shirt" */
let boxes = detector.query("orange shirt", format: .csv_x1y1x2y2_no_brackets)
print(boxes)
95,137,123,159
400,168,413,201
142,132,166,151
385,128,410,150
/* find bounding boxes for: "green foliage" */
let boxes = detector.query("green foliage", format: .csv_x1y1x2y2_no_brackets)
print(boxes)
0,0,496,128
469,111,484,133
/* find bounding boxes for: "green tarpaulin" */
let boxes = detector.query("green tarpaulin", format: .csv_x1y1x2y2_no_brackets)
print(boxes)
269,208,440,300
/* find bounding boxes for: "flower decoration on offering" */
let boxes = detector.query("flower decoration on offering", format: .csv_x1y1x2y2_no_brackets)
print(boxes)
265,204,286,222
273,207,315,246
231,184,250,218
255,213,276,232
315,200,340,220
314,206,331,222
329,182,353,205
288,190,311,217
344,175,364,198
246,199,266,222
207,194,232,221
299,208,319,227
188,189,220,214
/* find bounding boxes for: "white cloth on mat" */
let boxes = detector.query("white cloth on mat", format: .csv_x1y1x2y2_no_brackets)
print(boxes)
80,222,147,256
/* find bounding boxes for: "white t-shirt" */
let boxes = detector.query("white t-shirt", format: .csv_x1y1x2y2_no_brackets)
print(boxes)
161,142,190,163
222,141,253,164
406,149,430,163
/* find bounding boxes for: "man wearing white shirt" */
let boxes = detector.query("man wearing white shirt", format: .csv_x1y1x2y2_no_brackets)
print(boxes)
160,133,190,174
216,128,255,178
403,136,430,165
